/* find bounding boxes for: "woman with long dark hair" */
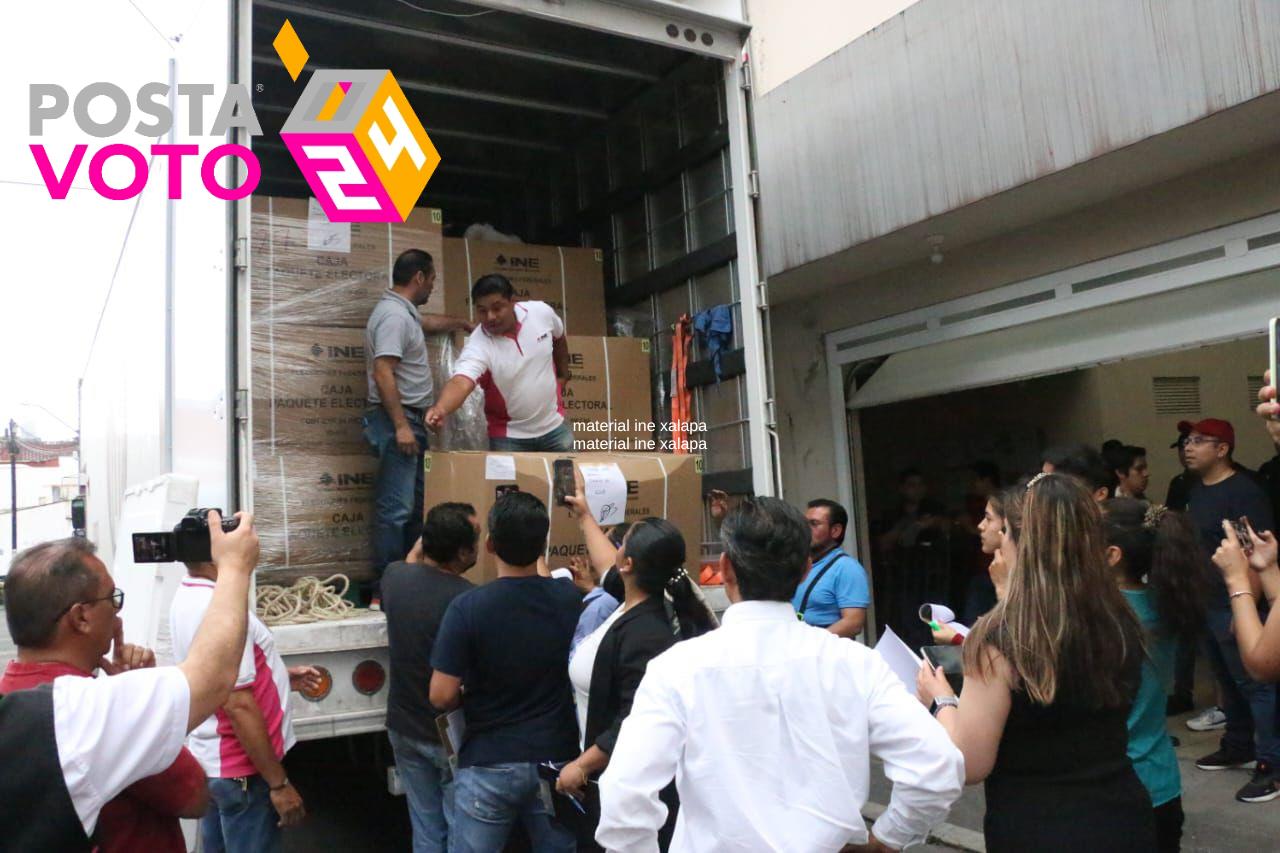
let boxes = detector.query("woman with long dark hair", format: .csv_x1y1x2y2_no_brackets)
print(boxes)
935,484,1024,644
917,473,1157,852
1103,498,1207,851
558,480,716,850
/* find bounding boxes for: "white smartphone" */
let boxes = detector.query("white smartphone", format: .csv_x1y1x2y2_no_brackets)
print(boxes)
1271,317,1279,418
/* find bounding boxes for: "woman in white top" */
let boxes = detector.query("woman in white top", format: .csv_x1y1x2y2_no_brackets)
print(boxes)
558,482,716,851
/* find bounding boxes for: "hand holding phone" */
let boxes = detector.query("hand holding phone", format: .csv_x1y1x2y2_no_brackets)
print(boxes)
553,459,575,506
1233,517,1255,557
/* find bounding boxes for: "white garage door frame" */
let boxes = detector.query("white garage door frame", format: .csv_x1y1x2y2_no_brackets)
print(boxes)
823,209,1280,600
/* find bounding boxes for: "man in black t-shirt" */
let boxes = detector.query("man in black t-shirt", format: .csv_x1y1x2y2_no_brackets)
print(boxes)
430,492,579,852
382,502,480,852
1182,418,1280,804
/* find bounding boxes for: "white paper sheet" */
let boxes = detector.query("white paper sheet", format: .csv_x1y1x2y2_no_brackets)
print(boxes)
307,197,351,252
484,454,517,481
875,625,924,692
920,602,970,638
579,462,627,526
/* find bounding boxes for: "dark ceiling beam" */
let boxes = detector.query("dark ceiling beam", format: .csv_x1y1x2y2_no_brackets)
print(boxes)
256,0,658,82
252,53,608,119
253,103,567,153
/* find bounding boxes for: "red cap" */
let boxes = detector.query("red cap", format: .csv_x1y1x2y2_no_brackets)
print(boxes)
1177,418,1235,448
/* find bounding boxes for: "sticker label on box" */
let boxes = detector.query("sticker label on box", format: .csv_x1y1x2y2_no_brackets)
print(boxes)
485,455,517,481
579,462,627,526
308,197,351,252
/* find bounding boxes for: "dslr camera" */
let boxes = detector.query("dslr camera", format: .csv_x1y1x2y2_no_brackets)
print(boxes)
132,508,239,564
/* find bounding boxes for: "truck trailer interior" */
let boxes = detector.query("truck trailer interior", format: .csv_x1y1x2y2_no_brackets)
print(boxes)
248,0,759,553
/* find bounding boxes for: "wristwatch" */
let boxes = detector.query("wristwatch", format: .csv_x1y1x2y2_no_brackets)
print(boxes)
931,696,959,716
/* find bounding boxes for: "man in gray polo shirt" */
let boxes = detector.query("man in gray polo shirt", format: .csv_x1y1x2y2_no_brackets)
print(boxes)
364,248,471,604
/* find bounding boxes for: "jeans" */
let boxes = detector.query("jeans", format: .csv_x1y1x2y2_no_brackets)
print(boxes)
449,763,576,853
488,421,575,452
364,406,429,596
390,730,454,853
202,775,280,853
1204,604,1280,762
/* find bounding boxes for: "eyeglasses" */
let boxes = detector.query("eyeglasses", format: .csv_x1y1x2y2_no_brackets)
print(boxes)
53,588,124,623
1184,436,1223,447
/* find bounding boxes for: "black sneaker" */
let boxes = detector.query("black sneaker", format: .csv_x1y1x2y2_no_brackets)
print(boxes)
1196,748,1257,771
1236,763,1280,803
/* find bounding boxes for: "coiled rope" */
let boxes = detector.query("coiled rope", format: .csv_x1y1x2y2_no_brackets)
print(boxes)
256,575,355,626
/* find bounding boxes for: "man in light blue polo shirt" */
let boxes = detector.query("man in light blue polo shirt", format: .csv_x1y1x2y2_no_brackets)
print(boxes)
792,499,870,639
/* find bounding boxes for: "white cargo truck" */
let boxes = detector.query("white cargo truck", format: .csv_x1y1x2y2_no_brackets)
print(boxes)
83,0,769,743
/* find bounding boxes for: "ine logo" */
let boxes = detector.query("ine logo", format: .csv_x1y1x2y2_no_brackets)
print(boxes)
494,255,540,270
310,343,324,357
318,472,335,486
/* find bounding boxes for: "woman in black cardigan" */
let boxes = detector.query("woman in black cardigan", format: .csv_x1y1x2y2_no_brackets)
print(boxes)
558,487,717,850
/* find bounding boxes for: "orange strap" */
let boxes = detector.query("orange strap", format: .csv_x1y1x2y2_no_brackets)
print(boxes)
671,314,693,454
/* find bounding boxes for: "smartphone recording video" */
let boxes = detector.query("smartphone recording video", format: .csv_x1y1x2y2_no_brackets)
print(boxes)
553,459,574,506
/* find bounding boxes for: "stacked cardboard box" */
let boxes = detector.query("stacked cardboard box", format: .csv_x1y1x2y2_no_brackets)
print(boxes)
563,336,654,451
250,196,445,328
251,452,378,573
248,195,444,575
424,451,702,585
444,237,606,335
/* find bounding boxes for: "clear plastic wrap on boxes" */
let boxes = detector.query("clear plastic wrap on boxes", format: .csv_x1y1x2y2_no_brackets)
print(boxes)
249,451,377,574
426,333,488,450
609,305,654,339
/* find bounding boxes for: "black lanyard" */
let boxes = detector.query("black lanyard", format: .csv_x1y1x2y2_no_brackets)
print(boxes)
797,549,842,620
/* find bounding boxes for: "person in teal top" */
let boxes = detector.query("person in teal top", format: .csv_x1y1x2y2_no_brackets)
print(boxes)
1104,498,1208,853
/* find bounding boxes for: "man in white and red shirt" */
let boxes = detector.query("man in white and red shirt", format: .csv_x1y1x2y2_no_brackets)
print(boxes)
171,560,322,852
426,274,574,451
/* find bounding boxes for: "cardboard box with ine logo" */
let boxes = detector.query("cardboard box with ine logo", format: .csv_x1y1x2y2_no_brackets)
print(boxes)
252,325,369,454
423,451,703,586
563,336,654,451
251,452,378,578
251,195,446,329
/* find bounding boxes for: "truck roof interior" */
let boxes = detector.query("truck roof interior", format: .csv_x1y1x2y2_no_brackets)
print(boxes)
251,0,723,253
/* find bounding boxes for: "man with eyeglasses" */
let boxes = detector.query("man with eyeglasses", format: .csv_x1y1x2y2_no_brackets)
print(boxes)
1,514,264,850
0,537,209,852
1182,418,1280,804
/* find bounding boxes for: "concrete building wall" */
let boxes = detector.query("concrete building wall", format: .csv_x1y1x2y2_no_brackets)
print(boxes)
752,0,1280,279
745,0,918,95
772,144,1280,505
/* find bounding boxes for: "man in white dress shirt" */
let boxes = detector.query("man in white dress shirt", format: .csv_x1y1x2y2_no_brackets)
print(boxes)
596,497,964,852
